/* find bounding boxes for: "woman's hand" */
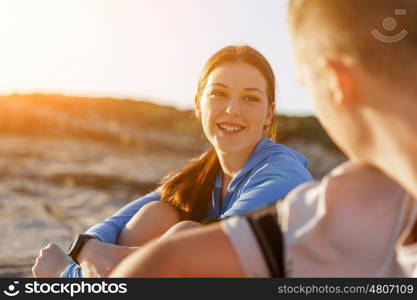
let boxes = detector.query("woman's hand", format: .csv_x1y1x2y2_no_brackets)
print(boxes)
78,239,137,278
32,243,72,278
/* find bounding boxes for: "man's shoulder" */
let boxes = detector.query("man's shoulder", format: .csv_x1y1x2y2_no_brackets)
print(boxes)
279,161,408,234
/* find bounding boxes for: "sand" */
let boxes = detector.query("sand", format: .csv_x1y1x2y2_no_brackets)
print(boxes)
0,135,191,277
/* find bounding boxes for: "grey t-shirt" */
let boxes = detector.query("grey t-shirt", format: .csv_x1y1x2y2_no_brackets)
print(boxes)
221,162,417,277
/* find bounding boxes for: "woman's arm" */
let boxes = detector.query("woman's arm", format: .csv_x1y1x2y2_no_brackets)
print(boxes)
72,202,190,277
64,200,183,277
61,190,161,277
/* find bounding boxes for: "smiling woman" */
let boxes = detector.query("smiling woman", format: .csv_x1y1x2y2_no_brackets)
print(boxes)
32,45,313,278
200,63,273,154
160,46,281,221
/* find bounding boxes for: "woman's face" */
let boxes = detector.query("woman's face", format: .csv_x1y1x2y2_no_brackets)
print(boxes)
197,62,274,155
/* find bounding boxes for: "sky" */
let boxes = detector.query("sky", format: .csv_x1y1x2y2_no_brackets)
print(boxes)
0,0,314,115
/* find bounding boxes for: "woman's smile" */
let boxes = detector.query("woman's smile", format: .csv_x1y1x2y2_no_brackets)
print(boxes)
216,121,246,135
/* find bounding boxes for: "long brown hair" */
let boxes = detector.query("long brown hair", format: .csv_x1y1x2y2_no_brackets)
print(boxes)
160,45,277,221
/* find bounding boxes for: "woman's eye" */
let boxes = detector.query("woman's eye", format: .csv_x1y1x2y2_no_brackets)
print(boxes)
244,95,260,102
209,90,227,97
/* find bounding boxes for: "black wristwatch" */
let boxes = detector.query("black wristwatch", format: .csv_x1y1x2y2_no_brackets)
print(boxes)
67,234,96,265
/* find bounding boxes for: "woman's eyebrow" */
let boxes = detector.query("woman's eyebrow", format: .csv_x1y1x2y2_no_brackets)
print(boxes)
209,82,228,88
244,87,264,94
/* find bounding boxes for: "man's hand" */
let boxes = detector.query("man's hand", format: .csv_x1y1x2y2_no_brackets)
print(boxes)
78,239,136,278
32,243,72,278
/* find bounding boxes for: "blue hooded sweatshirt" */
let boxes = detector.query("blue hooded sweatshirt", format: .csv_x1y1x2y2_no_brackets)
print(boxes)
62,138,313,277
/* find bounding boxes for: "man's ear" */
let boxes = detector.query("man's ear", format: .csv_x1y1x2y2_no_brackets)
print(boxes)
324,60,356,107
194,95,201,119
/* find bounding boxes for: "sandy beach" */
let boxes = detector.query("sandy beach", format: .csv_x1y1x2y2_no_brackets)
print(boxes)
0,135,191,277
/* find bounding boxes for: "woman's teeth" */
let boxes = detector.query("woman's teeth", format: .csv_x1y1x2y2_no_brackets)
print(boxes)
218,123,244,132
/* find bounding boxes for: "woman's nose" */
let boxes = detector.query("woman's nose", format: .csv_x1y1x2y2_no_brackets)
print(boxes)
224,97,241,116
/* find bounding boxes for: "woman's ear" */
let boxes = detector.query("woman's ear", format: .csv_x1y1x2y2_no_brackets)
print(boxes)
194,95,201,119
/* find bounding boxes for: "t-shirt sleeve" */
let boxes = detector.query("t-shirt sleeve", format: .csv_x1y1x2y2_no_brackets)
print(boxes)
221,159,313,218
220,216,271,277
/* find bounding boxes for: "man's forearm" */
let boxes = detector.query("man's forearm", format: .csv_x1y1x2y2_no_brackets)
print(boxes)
110,223,244,277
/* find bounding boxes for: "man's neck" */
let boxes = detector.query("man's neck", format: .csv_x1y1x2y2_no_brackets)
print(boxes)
368,93,417,199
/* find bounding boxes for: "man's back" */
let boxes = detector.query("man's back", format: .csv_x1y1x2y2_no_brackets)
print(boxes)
222,162,417,277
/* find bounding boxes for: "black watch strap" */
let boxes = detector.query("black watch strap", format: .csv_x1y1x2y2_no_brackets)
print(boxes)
67,234,95,265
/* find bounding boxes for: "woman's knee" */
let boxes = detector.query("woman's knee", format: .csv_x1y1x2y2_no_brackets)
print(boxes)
160,220,202,240
142,200,176,212
139,201,181,220
171,220,201,231
118,201,181,246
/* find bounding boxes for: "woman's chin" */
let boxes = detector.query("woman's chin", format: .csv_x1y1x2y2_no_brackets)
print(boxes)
213,140,251,155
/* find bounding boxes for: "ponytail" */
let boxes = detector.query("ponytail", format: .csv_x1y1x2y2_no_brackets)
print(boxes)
160,148,220,222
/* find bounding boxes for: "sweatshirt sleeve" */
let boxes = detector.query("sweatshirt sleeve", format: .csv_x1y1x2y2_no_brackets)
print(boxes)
61,190,161,278
221,158,312,218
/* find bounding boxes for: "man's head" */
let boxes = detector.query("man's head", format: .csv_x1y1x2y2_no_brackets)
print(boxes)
287,0,417,161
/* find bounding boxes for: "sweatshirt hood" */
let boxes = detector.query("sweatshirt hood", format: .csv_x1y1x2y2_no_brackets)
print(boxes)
226,138,309,191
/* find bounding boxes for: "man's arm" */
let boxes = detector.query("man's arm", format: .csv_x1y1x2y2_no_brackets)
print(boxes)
109,222,245,277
